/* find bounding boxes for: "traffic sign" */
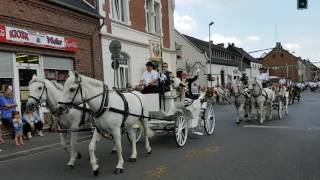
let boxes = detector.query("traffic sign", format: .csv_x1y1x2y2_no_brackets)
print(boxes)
109,40,121,55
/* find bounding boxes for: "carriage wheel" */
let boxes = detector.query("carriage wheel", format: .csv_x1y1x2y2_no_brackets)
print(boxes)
203,103,216,135
126,124,142,144
174,115,188,147
278,100,283,119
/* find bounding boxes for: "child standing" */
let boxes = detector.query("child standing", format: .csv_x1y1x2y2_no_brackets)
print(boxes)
12,111,23,146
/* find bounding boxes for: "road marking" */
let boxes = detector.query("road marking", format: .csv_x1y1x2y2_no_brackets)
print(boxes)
244,125,320,131
243,125,296,130
184,144,223,160
146,165,167,178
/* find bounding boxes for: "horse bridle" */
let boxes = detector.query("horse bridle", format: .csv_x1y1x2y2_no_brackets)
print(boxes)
58,77,109,117
28,81,48,108
251,80,268,99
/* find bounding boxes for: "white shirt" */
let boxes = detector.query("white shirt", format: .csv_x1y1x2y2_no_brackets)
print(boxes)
279,78,287,86
256,73,269,81
141,70,158,85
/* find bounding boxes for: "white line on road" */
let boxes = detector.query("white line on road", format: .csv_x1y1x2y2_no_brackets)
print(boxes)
243,125,297,130
243,125,320,131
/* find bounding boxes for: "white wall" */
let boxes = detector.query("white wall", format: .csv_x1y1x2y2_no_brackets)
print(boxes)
207,64,239,87
102,37,176,86
250,62,262,79
174,31,208,87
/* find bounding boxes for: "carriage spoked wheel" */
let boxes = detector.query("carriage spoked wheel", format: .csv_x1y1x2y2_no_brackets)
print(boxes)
174,115,188,147
278,100,283,119
126,122,143,144
203,103,216,135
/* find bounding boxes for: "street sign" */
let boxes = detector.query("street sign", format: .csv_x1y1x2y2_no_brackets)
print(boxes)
297,0,308,9
111,60,120,70
109,40,121,55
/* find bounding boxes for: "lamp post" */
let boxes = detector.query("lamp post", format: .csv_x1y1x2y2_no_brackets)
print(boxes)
208,21,214,87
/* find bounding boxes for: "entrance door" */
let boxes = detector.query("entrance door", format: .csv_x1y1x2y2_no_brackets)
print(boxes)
18,68,38,113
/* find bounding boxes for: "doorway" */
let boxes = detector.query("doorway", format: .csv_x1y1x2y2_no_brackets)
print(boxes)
18,68,38,113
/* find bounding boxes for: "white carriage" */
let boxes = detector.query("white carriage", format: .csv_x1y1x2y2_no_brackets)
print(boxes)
140,89,216,147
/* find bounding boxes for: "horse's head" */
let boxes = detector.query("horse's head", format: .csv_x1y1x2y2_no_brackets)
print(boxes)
26,75,47,112
57,71,83,113
230,82,241,95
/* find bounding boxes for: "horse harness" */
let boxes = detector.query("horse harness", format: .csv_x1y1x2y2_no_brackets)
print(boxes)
28,80,87,128
58,78,145,134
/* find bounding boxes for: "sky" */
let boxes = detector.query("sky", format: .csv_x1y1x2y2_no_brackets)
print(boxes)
174,0,320,65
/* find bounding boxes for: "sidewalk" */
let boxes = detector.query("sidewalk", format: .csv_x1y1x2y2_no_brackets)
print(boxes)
0,132,91,161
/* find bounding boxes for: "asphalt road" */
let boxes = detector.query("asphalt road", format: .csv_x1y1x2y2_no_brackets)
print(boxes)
1,92,320,180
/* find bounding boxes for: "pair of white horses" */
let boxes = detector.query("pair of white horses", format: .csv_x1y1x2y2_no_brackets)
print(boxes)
231,79,288,125
27,72,154,176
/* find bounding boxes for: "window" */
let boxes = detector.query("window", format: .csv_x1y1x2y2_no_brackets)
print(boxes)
273,54,276,58
146,0,162,34
281,54,284,58
118,52,130,89
111,0,130,23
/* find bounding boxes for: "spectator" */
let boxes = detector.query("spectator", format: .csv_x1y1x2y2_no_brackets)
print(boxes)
0,86,17,127
12,111,24,146
23,110,44,138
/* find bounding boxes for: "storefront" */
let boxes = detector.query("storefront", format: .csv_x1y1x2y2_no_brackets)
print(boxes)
0,24,77,118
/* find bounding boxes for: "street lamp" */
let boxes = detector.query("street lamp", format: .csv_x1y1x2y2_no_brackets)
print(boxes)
208,21,214,87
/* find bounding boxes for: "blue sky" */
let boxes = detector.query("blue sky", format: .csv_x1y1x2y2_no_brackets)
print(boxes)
174,0,320,64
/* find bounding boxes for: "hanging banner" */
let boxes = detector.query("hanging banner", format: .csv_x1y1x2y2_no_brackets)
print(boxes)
149,40,161,62
0,24,78,52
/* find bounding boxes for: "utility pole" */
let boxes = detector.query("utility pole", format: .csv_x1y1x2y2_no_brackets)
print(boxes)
208,21,214,87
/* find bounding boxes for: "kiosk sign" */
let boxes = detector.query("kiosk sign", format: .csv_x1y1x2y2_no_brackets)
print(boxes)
0,24,78,52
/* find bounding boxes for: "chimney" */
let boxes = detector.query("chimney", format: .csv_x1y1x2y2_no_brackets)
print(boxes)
276,42,282,50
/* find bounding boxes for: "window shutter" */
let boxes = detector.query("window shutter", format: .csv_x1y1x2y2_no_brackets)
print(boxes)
43,56,73,70
0,52,14,78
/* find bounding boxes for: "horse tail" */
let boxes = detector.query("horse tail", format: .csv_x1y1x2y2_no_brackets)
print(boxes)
132,91,155,138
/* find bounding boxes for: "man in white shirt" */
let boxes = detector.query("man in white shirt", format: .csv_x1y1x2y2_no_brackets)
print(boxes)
140,61,159,94
279,76,287,86
256,67,269,88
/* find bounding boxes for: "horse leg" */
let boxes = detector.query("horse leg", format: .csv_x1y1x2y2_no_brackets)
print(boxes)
66,132,79,169
267,102,272,120
127,126,137,162
237,104,245,124
140,118,152,154
258,103,265,125
59,133,70,154
89,129,102,176
113,128,124,174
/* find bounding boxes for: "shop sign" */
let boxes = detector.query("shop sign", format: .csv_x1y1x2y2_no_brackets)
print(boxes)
0,24,78,52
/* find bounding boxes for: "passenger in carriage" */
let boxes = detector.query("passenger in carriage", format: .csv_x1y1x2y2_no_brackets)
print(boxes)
256,67,269,88
158,62,172,92
179,71,199,99
139,61,159,94
279,75,287,87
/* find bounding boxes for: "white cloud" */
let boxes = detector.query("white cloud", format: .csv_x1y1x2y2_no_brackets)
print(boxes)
205,33,242,46
284,43,302,52
247,36,261,41
174,12,198,35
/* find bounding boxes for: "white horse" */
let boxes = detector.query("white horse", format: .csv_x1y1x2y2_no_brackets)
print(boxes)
56,71,153,176
273,85,289,116
249,80,275,124
26,75,86,169
230,81,251,124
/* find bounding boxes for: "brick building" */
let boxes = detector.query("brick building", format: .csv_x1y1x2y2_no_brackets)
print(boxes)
262,43,299,81
98,0,176,88
0,0,102,113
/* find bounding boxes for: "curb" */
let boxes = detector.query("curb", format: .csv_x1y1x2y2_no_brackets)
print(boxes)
0,136,92,162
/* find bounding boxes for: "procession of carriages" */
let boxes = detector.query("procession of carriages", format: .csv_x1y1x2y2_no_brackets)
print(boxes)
25,58,308,176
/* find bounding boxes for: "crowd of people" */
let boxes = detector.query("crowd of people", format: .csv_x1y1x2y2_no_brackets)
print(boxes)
0,86,44,152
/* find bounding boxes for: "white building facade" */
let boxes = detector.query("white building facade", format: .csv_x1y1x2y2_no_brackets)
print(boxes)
99,0,176,88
